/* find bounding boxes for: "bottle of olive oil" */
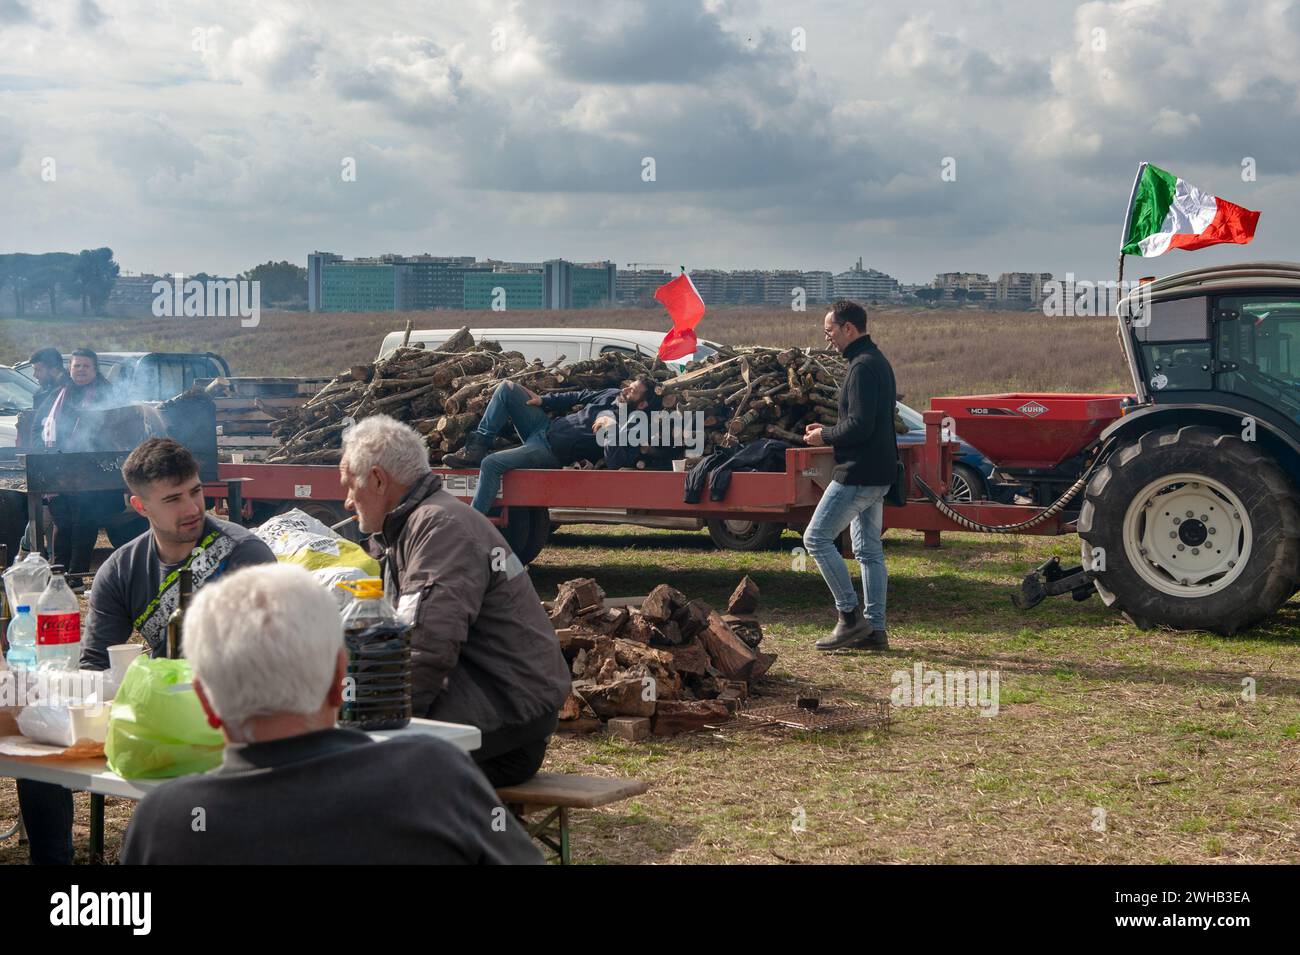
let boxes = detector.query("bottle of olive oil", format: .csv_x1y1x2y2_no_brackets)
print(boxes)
166,569,194,659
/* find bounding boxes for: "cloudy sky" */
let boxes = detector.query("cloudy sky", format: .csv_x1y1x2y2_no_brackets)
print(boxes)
3,0,1300,284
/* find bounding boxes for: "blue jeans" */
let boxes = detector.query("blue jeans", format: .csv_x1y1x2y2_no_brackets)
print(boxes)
803,480,890,630
469,381,560,514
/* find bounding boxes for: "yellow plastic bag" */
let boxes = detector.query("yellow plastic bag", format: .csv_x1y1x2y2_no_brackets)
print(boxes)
105,657,224,779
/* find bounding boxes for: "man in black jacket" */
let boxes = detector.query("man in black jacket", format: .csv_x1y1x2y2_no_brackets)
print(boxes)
803,300,899,651
444,376,660,514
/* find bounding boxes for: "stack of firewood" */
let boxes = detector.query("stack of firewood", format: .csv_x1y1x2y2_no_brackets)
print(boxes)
658,346,852,451
549,575,775,737
266,327,669,465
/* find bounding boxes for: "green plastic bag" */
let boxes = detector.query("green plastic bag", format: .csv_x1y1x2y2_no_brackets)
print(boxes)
105,657,225,779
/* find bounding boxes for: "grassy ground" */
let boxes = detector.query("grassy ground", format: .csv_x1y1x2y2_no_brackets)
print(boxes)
6,523,1294,865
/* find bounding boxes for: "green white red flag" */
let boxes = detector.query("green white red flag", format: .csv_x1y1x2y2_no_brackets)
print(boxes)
1121,163,1260,257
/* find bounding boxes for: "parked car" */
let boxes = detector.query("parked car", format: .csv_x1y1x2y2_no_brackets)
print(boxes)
12,351,232,403
379,327,721,371
0,366,40,448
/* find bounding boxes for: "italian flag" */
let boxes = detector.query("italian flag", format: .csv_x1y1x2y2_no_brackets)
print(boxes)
1121,163,1260,257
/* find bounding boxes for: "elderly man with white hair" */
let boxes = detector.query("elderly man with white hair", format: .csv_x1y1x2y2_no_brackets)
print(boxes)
119,563,543,865
338,414,571,787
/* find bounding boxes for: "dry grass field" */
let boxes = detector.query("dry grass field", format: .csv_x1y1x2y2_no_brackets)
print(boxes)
0,304,1129,409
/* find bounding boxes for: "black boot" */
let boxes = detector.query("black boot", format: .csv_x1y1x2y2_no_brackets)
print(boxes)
443,431,493,469
815,606,874,650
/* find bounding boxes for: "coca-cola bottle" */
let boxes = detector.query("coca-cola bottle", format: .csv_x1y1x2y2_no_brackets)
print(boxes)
35,566,82,671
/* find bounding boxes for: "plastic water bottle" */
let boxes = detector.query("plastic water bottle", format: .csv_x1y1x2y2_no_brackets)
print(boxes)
35,570,82,671
5,606,37,670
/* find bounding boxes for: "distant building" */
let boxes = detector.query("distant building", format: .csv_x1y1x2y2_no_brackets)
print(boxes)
319,259,399,312
834,259,900,301
463,270,545,310
105,275,165,316
688,270,727,305
307,252,342,311
801,271,834,304
933,272,995,303
616,268,672,305
545,260,616,309
995,272,1052,309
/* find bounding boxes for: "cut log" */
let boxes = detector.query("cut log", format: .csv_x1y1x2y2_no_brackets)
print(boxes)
698,611,758,682
674,599,713,640
721,614,763,649
752,652,778,679
572,678,656,719
607,716,651,742
572,605,630,637
662,640,710,676
555,577,605,615
641,583,688,623
652,700,732,735
726,575,761,614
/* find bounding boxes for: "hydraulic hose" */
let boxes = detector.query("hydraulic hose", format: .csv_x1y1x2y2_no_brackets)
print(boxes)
912,438,1117,534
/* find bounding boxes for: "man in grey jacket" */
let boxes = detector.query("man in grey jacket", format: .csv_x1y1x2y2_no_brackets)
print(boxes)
340,414,571,787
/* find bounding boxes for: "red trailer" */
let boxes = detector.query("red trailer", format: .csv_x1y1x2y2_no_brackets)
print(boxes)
206,402,1123,565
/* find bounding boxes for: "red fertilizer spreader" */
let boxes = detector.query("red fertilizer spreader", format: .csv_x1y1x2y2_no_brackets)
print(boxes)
929,393,1131,504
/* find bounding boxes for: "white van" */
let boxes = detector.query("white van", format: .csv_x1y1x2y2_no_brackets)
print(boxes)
377,327,720,371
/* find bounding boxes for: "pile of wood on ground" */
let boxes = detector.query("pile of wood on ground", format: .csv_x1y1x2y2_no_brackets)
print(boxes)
266,327,669,465
549,574,774,738
657,345,849,452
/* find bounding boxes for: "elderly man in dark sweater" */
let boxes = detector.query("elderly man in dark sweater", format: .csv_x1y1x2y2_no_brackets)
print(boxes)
121,563,541,864
340,415,572,786
802,300,900,652
442,375,660,513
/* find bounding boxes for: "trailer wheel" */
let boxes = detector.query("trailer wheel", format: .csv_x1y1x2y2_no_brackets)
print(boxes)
1077,426,1300,634
706,519,785,551
947,463,988,503
501,506,550,566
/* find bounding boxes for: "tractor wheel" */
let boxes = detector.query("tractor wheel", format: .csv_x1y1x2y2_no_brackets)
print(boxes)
500,506,550,566
706,519,785,551
1077,426,1300,634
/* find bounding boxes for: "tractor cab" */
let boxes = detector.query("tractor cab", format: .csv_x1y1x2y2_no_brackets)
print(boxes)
1118,262,1300,438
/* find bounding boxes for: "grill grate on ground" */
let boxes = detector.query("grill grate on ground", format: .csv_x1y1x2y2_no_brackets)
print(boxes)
725,698,893,733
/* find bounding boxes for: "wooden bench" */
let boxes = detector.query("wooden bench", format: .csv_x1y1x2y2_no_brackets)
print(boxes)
497,772,648,864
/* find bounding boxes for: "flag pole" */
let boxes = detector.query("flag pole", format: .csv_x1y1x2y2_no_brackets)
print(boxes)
1118,162,1147,287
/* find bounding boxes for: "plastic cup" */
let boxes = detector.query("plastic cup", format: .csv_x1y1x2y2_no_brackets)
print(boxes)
107,643,144,683
67,703,110,744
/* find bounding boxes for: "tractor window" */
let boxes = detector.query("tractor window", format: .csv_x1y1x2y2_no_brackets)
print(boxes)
1141,343,1212,392
1215,295,1300,423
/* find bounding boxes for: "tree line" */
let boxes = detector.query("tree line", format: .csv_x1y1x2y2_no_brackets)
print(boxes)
0,254,309,317
0,249,121,316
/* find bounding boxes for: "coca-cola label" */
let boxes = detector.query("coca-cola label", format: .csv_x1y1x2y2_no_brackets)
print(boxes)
37,613,81,646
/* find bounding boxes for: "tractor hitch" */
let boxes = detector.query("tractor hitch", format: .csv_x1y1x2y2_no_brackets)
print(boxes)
1012,556,1096,610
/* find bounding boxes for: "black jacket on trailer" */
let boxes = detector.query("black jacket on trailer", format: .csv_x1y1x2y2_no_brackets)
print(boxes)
540,388,640,469
821,334,899,486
